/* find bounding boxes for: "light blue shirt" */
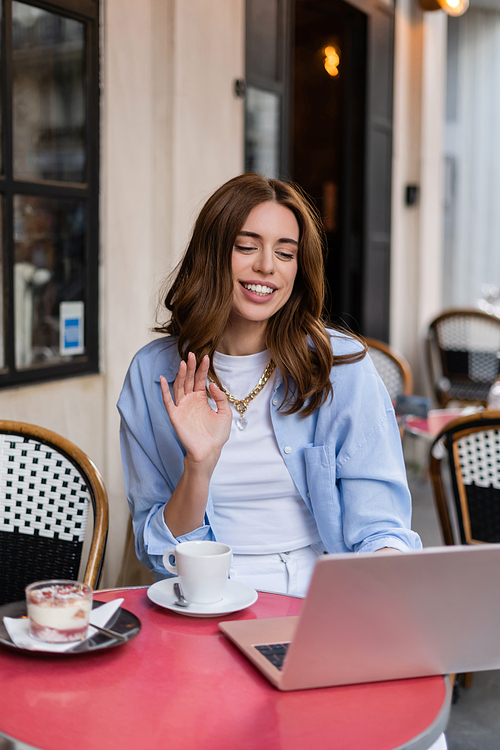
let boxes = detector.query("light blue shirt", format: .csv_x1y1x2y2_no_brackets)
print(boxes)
117,333,422,576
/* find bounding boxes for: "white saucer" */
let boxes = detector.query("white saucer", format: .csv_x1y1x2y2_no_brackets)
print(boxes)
147,578,258,618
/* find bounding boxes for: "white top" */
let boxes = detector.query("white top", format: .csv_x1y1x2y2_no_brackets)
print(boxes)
210,349,320,554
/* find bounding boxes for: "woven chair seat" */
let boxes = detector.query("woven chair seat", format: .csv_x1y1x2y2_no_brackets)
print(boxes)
365,338,413,404
428,411,500,689
430,412,500,547
0,422,108,605
426,309,500,407
444,381,493,403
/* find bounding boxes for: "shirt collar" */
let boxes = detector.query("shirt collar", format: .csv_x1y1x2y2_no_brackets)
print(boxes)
153,339,182,383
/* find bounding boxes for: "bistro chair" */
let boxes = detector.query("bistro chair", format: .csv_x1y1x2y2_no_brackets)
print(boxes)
426,308,500,408
365,339,414,441
0,421,109,605
429,409,500,690
366,335,414,421
429,409,500,548
365,337,413,403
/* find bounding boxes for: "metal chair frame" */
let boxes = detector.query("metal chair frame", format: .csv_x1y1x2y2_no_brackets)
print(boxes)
426,308,500,408
0,421,108,604
429,410,500,547
429,409,500,691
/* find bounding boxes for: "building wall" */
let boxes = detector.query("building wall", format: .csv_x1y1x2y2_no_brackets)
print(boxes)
391,0,447,394
103,0,245,585
0,0,245,588
443,9,500,309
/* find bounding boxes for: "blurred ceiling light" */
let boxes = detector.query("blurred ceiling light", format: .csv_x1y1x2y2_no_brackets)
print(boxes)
323,45,340,77
419,0,469,16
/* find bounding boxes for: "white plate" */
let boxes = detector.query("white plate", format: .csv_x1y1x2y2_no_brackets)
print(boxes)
147,578,258,618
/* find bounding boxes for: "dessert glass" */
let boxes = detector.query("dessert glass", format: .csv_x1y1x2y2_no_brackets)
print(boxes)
25,580,93,643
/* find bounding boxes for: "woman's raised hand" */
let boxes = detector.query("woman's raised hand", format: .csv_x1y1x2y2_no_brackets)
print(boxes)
160,353,232,470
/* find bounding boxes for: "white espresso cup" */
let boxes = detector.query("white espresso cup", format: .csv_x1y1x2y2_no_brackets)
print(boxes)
162,541,232,604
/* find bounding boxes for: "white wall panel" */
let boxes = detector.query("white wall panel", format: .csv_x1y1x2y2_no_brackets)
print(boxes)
170,0,245,262
444,10,500,308
102,0,244,586
391,2,447,393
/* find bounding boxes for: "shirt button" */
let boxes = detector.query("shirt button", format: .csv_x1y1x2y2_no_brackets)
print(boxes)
307,492,310,498
272,398,279,406
284,446,292,454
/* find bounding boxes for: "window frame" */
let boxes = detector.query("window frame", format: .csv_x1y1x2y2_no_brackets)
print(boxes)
244,0,292,178
0,0,99,388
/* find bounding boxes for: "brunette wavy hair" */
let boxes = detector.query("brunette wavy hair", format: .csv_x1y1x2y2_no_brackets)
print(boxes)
155,173,366,416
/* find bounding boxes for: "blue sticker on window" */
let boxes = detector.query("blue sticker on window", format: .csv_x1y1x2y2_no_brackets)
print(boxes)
64,319,80,348
60,302,84,355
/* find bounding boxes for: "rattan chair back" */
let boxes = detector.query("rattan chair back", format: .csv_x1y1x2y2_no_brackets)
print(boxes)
426,309,500,407
0,421,109,605
429,410,500,547
365,337,413,403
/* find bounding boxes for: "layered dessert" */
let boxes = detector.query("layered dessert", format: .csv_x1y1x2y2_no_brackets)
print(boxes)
26,581,93,643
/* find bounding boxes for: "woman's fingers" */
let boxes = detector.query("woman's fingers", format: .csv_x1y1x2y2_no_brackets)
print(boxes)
164,355,225,433
208,382,231,416
173,359,187,403
207,383,232,444
194,355,210,391
163,373,229,419
172,353,211,404
160,375,174,414
184,352,196,394
160,376,230,462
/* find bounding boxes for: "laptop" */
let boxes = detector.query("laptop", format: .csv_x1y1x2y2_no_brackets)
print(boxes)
219,545,500,690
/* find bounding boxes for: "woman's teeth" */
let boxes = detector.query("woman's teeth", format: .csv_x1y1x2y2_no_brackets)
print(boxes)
242,283,274,296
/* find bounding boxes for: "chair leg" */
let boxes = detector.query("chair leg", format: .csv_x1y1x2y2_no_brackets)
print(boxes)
429,457,455,546
462,672,473,688
451,676,461,704
451,672,473,703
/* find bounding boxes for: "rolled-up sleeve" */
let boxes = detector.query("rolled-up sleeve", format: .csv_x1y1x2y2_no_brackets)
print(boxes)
119,423,213,574
118,342,214,576
337,409,421,553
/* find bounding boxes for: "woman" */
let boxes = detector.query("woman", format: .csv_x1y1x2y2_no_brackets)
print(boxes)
117,173,422,597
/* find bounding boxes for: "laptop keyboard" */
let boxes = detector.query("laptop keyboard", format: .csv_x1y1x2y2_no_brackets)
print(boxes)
254,643,290,670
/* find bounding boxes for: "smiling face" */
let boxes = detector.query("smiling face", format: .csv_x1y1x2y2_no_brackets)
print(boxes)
222,201,299,354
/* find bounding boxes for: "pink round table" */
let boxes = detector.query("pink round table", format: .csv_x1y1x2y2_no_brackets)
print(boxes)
404,409,466,439
0,587,451,750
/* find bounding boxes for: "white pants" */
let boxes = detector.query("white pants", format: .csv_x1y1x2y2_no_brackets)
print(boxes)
429,735,447,749
230,543,324,598
231,544,448,750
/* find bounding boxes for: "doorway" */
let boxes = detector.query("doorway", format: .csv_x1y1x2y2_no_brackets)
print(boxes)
293,0,367,332
245,0,395,340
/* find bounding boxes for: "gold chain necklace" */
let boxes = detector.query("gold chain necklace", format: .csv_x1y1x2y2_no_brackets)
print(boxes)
209,360,276,431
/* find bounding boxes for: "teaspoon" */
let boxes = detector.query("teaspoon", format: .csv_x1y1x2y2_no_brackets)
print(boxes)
173,582,190,607
91,623,128,642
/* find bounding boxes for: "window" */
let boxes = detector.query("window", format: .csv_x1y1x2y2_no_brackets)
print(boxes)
0,0,99,386
244,0,291,178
